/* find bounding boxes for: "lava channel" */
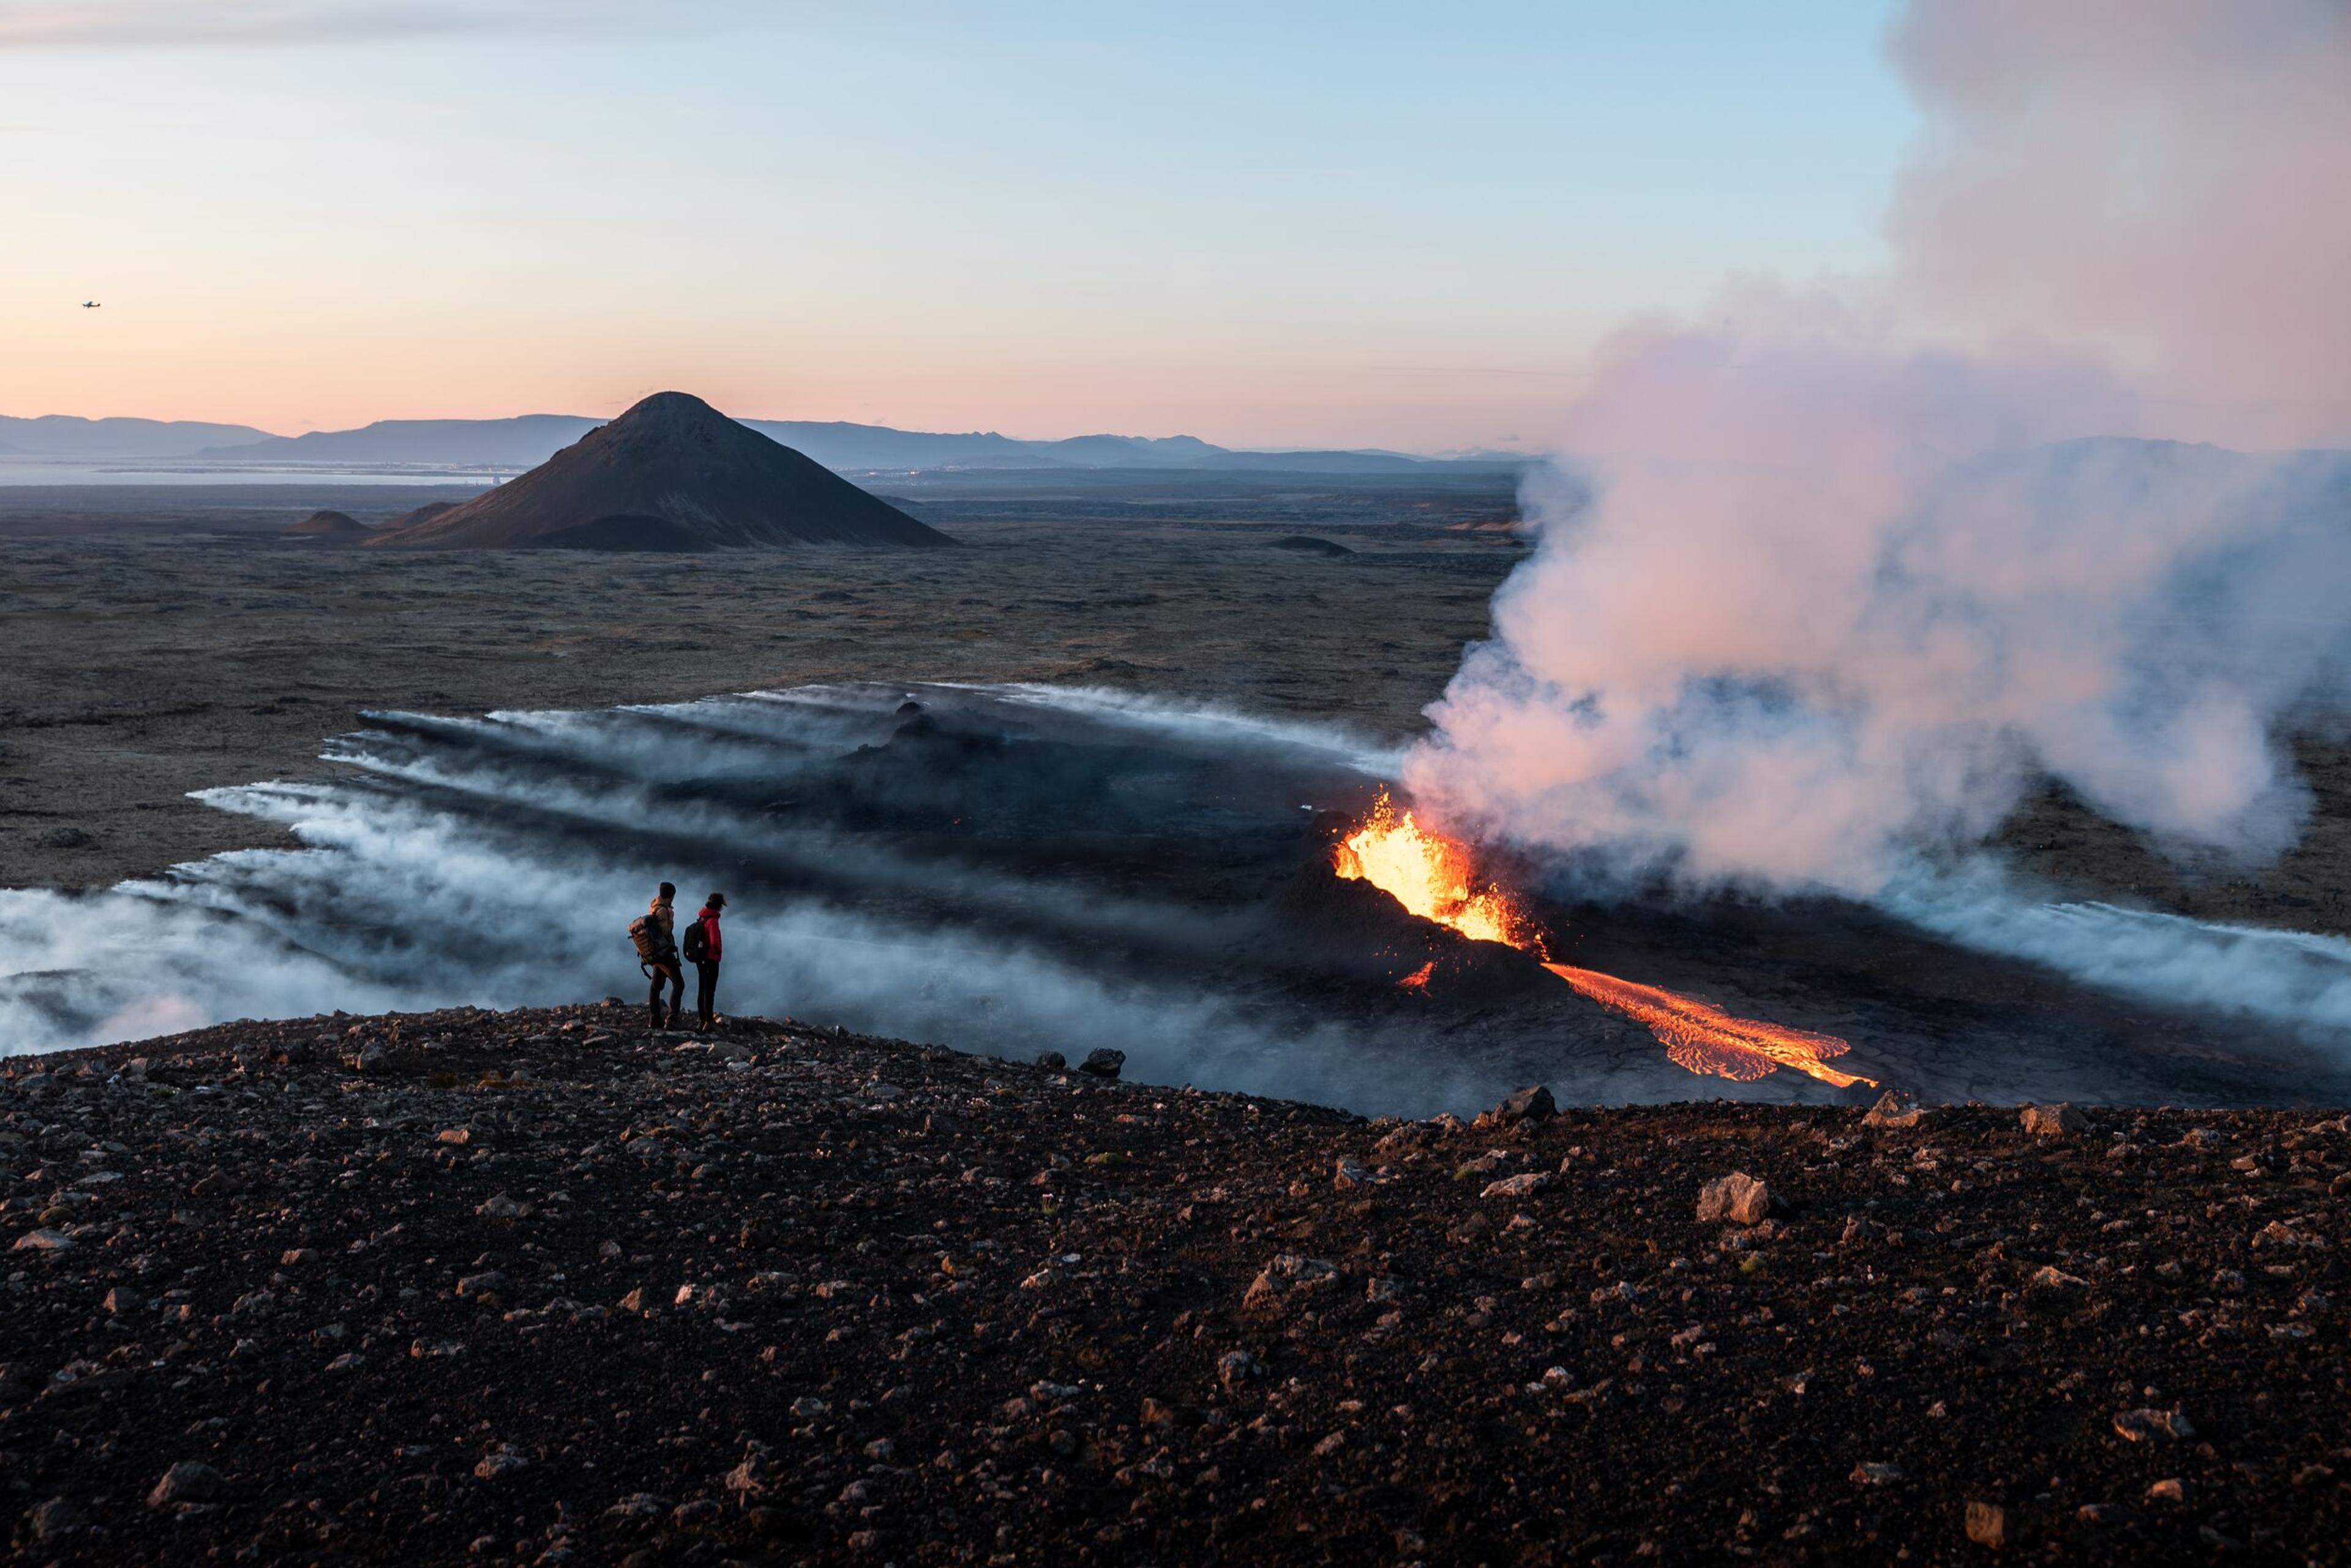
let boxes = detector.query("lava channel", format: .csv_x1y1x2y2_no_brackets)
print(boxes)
1333,790,1873,1089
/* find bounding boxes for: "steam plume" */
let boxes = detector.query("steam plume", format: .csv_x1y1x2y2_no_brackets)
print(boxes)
1408,0,2351,898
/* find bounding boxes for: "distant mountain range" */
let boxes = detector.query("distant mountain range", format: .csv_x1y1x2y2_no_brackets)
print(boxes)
1,411,1518,474
0,415,274,460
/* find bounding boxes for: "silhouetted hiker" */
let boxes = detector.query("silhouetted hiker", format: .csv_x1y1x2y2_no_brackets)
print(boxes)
628,882,684,1029
684,891,725,1030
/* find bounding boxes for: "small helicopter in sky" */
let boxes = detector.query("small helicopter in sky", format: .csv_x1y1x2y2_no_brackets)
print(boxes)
81,301,100,309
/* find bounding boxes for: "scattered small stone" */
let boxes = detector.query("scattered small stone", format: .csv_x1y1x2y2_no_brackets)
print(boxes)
28,1498,85,1540
1862,1089,1928,1128
472,1444,529,1480
1036,1051,1066,1071
604,1493,669,1520
147,1460,228,1508
2113,1408,2195,1443
2019,1103,2088,1136
1481,1085,1555,1126
1217,1349,1265,1391
2147,1477,2189,1504
1695,1171,1771,1226
1242,1254,1339,1313
1963,1500,2009,1548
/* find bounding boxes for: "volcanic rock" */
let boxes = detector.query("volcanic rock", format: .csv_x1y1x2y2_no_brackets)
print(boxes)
367,392,951,552
284,508,367,539
1863,1088,1930,1128
1078,1048,1125,1079
1242,1253,1340,1313
28,1498,86,1540
147,1460,228,1507
1480,1084,1556,1127
2020,1101,2090,1136
2112,1407,2195,1443
1696,1171,1772,1225
4,1003,2347,1564
1965,1500,2011,1548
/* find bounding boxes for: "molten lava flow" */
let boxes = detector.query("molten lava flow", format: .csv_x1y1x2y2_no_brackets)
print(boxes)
1541,964,1871,1089
1333,792,1532,948
1333,790,1872,1089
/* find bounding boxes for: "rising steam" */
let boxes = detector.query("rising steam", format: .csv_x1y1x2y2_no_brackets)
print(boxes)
1408,0,2351,899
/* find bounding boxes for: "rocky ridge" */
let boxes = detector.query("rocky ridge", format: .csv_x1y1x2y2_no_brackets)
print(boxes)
0,1005,2345,1564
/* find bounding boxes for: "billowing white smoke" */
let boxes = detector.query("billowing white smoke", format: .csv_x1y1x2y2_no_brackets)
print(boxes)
0,689,1550,1116
1889,0,2351,451
1407,0,2351,899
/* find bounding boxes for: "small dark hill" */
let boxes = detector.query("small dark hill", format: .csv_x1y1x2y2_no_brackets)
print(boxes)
284,509,368,539
386,500,460,531
367,392,952,552
1270,534,1354,557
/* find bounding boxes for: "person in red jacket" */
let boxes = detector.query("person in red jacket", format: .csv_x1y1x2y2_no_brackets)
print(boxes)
688,892,726,1031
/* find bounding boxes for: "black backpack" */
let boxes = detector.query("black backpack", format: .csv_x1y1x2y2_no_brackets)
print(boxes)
681,918,710,964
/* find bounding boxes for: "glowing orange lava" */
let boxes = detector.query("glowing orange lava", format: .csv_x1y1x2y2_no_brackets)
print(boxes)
1540,963,1871,1089
1398,961,1434,991
1333,792,1533,948
1332,790,1872,1089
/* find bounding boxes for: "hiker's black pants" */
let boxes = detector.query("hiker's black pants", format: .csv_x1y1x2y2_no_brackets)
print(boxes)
694,960,721,1027
649,961,683,1024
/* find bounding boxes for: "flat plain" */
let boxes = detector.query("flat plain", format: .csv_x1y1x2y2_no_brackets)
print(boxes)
0,476,1515,891
4,471,2349,944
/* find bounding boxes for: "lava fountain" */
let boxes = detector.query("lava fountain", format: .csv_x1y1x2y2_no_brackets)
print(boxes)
1333,792,1873,1089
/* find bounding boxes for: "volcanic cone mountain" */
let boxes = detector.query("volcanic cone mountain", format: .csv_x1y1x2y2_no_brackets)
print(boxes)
367,391,950,551
284,509,367,539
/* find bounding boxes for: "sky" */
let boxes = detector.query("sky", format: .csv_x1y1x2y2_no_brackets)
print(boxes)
0,0,1912,450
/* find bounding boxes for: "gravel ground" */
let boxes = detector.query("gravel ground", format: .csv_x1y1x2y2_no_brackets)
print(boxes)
1,1005,2344,1565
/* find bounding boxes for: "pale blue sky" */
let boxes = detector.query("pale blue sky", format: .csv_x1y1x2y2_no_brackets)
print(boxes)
1,1,1912,448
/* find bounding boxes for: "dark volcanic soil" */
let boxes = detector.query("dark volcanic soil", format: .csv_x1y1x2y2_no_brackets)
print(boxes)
3,1005,2345,1564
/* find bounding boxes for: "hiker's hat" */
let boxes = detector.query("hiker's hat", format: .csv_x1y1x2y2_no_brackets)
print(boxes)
707,891,727,909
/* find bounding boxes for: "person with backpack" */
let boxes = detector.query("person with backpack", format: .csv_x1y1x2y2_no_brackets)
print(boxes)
629,882,685,1030
684,892,725,1031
